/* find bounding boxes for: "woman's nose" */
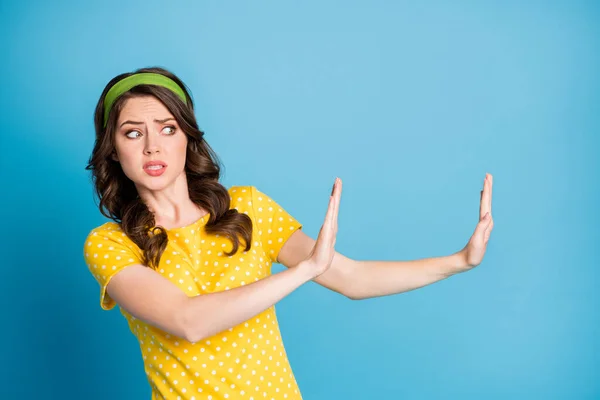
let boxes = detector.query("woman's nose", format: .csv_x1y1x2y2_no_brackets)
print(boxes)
143,130,161,154
144,146,159,155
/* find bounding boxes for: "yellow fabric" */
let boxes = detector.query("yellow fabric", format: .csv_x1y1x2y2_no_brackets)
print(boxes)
83,185,304,400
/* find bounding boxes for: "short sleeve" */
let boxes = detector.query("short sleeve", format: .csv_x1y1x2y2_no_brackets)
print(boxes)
251,186,303,264
82,225,144,310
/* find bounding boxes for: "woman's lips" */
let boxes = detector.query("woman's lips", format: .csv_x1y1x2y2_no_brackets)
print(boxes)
143,165,167,176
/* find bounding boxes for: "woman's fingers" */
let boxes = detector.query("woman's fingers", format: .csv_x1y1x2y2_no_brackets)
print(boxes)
488,174,493,214
331,178,341,232
326,178,340,227
317,181,337,243
479,190,483,220
474,212,492,243
480,173,493,220
316,197,332,242
312,178,341,264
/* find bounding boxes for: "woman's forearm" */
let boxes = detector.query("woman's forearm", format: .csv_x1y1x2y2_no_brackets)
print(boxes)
182,263,314,343
349,251,468,300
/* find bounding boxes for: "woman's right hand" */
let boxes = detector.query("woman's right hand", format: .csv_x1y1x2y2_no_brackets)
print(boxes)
299,177,342,279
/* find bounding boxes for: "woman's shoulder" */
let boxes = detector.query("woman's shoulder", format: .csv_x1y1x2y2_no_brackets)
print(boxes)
83,221,138,250
227,184,257,215
227,184,254,196
227,184,293,211
86,221,124,236
228,184,278,200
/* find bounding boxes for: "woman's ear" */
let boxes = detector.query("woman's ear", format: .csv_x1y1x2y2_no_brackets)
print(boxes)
111,151,119,162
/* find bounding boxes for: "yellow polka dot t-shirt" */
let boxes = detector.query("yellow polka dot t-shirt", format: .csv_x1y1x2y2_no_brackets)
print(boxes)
83,185,304,400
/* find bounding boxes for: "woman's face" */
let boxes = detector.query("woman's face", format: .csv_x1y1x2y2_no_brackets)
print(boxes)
112,95,188,192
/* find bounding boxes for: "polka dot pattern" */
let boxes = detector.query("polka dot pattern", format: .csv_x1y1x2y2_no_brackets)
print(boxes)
83,185,304,399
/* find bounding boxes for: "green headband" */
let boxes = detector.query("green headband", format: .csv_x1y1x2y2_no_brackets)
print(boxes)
103,72,188,128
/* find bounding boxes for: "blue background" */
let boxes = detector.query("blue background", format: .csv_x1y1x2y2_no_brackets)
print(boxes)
1,1,599,399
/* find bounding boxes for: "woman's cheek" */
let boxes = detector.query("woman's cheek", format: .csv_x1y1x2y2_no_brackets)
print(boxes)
120,159,141,182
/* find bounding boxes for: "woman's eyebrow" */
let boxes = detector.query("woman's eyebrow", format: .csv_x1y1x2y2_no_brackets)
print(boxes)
119,117,175,128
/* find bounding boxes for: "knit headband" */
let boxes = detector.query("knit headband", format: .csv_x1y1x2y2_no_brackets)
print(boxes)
103,72,188,127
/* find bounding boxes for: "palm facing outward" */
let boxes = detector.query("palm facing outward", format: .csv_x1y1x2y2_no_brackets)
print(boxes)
302,177,342,278
460,173,494,270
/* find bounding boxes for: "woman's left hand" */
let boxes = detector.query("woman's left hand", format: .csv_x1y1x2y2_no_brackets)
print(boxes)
458,173,494,271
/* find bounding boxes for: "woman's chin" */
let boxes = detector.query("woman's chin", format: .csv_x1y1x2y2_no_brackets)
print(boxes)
135,177,172,193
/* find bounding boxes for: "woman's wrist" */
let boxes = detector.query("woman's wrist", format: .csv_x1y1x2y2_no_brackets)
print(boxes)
292,261,319,282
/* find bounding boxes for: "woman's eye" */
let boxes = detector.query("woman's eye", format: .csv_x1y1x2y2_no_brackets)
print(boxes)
124,126,176,139
125,130,141,139
163,125,177,134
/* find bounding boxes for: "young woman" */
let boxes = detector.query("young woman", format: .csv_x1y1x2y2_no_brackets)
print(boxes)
83,66,494,400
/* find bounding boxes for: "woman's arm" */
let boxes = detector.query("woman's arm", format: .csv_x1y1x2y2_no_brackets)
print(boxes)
277,231,468,300
106,177,344,343
106,261,315,343
342,252,468,300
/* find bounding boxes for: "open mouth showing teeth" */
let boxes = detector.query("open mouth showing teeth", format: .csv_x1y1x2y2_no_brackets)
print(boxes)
146,165,164,170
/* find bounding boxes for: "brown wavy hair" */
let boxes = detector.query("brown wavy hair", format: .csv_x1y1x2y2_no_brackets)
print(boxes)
85,66,252,269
